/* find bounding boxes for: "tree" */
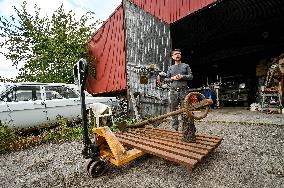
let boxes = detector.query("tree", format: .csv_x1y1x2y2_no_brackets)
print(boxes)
0,1,100,83
0,76,15,83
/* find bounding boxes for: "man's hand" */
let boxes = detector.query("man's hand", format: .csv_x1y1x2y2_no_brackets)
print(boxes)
171,74,183,80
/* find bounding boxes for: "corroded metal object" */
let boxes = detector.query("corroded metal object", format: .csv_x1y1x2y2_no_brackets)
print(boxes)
184,92,211,120
126,92,212,129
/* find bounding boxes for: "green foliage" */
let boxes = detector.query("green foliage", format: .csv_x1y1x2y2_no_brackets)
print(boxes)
0,76,16,83
87,63,96,78
0,125,17,153
0,115,127,153
0,117,88,154
40,116,83,142
0,1,101,83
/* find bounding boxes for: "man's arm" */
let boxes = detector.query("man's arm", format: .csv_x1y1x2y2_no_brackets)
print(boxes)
180,64,193,80
164,66,173,82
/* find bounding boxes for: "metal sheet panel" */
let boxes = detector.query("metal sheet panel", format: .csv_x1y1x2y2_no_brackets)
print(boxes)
124,0,172,116
128,0,217,23
86,5,126,95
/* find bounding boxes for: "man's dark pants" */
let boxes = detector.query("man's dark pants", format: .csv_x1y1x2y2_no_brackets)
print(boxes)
170,88,196,141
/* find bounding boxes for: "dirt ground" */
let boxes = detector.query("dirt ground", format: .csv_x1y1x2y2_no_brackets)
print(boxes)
0,107,283,188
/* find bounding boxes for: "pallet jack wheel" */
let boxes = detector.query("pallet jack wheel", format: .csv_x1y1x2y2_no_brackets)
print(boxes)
86,159,95,174
87,159,108,178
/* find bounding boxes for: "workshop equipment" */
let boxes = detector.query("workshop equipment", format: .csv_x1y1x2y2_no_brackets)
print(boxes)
260,60,282,112
122,92,212,130
74,59,222,178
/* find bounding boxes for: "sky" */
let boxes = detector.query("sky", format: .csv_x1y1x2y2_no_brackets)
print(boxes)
0,0,122,79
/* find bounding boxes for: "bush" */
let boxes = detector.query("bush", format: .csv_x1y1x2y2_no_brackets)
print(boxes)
0,125,18,153
0,117,86,154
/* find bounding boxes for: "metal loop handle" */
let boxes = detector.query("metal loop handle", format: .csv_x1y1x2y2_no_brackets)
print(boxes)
184,92,210,120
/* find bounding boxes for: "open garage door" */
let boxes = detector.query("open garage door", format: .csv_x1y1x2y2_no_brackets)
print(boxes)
170,0,284,106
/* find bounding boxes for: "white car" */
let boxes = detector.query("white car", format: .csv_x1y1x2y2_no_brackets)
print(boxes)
0,83,117,129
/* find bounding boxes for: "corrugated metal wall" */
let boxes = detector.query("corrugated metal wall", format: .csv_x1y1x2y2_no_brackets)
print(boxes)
86,5,126,95
124,0,172,116
128,0,217,23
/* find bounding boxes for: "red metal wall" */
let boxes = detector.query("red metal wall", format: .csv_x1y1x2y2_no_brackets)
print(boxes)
86,0,217,94
128,0,217,23
86,5,126,95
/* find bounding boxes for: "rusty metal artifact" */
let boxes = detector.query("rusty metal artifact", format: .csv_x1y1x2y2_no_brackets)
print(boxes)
126,92,212,129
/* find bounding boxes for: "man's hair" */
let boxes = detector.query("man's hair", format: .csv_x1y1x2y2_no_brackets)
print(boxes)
171,49,181,55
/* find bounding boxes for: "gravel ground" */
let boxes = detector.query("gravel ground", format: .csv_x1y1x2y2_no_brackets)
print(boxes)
1,107,284,188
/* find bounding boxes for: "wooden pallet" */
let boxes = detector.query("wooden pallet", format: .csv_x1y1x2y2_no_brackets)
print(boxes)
115,128,223,172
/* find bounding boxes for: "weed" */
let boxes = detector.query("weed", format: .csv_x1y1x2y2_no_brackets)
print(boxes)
0,117,88,154
0,125,18,153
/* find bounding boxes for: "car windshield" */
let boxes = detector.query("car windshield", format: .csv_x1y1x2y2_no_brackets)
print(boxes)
0,84,14,101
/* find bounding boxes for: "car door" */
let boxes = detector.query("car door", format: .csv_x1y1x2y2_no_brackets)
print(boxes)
43,85,81,122
0,85,47,129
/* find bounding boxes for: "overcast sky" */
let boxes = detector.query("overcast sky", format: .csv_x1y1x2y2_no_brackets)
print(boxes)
0,0,122,79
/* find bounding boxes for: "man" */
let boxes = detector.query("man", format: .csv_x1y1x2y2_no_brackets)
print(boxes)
165,49,195,142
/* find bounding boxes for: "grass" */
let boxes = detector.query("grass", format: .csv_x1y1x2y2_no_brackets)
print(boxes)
0,114,140,154
0,117,88,154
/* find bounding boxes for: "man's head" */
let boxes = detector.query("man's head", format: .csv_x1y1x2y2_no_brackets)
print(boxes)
171,49,182,62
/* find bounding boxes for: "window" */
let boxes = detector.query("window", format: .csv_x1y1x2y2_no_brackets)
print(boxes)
15,86,41,101
16,91,33,101
0,85,41,102
45,85,78,100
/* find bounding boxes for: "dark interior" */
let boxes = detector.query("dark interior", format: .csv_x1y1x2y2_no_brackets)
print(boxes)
170,0,284,94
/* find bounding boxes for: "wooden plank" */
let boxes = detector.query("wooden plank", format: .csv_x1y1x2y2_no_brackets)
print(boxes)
115,128,223,172
117,133,204,161
119,132,209,155
126,128,214,151
128,128,218,147
143,128,222,143
135,128,222,144
195,133,223,140
116,137,198,167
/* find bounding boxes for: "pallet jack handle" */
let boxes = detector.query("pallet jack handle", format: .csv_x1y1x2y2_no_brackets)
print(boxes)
74,59,100,159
